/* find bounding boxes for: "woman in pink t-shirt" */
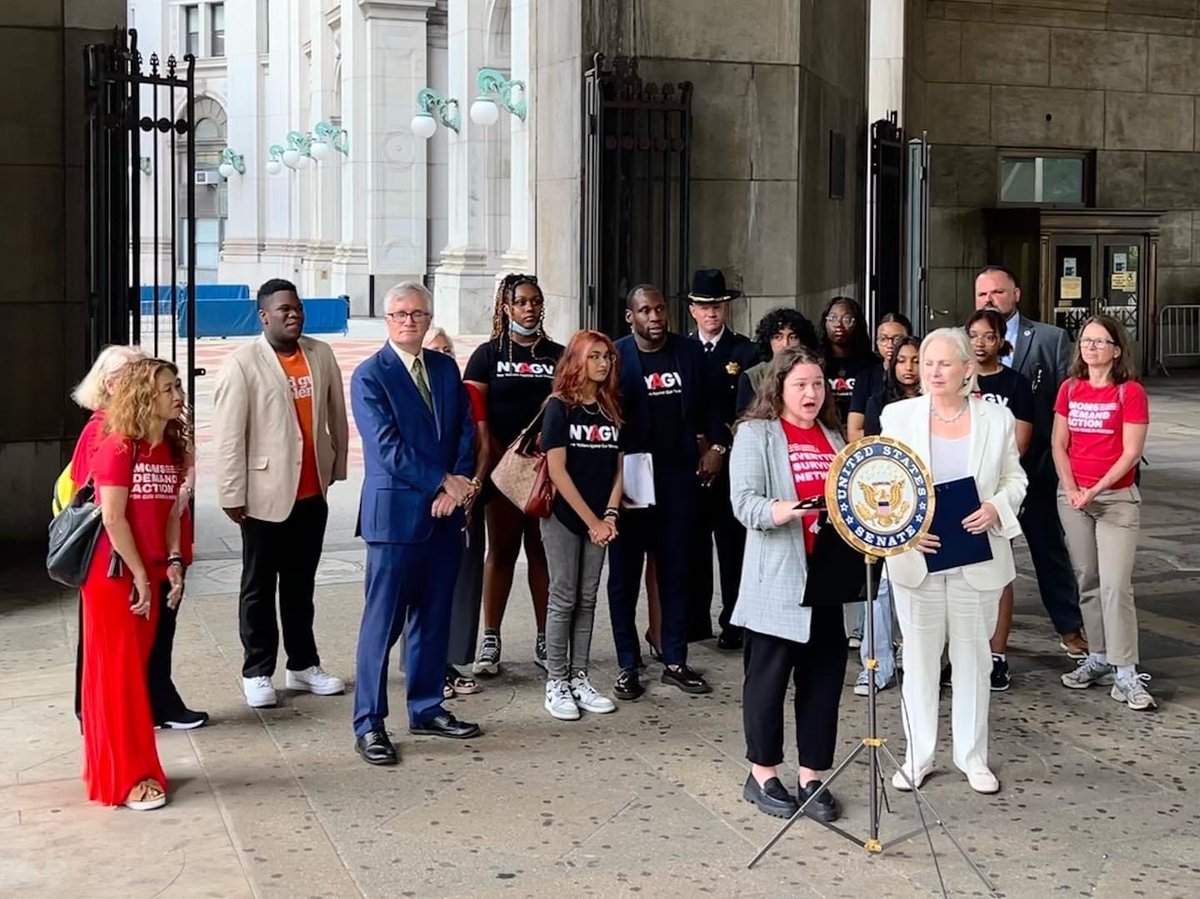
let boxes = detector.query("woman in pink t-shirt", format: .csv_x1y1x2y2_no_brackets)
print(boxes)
1051,315,1154,711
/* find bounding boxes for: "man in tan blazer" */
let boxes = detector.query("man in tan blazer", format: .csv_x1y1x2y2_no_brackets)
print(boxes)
213,279,350,709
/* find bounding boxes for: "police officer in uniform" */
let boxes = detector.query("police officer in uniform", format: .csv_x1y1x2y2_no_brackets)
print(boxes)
685,269,760,649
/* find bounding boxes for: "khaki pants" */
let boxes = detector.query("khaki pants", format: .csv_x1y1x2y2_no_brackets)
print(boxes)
1056,487,1141,667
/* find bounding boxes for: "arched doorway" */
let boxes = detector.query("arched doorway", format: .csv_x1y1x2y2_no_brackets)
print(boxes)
182,96,228,283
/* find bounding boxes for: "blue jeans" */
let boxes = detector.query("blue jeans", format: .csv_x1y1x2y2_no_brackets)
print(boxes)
859,574,896,687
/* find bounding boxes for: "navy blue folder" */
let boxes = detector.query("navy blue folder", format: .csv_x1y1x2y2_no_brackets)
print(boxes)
926,477,993,573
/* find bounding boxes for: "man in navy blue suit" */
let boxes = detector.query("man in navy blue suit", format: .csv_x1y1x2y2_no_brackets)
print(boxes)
608,284,726,701
350,281,481,766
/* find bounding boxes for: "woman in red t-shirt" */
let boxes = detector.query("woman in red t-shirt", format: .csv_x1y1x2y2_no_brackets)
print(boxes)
81,358,189,809
727,347,849,823
1051,315,1154,711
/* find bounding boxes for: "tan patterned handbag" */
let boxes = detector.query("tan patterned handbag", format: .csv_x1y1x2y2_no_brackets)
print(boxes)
490,408,555,517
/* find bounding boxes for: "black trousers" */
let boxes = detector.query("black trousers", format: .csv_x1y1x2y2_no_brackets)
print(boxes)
686,466,745,640
239,495,328,678
74,579,190,724
607,467,698,670
742,607,847,771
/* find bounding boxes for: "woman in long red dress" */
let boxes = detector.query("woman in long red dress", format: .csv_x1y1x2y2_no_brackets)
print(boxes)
81,358,188,809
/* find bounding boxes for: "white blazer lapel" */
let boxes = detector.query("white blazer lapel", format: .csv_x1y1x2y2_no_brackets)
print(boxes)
300,337,323,437
968,398,988,479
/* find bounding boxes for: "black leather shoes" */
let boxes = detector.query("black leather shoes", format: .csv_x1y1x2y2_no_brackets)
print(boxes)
661,664,712,694
355,729,398,766
409,711,481,740
743,775,799,818
716,629,744,651
797,779,840,823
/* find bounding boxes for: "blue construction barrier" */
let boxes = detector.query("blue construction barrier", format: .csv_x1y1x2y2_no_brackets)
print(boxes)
140,284,251,315
177,295,349,338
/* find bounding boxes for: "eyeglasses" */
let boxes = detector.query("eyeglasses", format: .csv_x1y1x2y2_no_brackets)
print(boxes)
1080,337,1116,349
876,334,906,345
509,298,544,310
386,310,431,323
826,315,856,326
969,333,999,344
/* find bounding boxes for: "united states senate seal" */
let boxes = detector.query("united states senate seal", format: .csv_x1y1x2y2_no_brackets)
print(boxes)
823,436,935,558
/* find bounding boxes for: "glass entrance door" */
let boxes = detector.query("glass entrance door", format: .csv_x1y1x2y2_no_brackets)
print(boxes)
1046,234,1147,368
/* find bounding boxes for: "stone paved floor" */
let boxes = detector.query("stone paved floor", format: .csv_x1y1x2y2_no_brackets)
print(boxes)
3,376,1200,898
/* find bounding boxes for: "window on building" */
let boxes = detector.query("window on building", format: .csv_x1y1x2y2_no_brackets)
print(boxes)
210,3,226,57
998,152,1092,206
184,5,200,57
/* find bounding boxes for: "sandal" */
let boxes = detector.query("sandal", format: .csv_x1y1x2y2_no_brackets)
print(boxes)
443,676,455,700
450,673,479,696
124,779,167,811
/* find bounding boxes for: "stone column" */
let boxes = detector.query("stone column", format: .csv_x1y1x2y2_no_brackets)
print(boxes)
299,1,342,300
335,0,433,317
217,0,264,287
497,0,531,276
259,0,302,279
433,0,493,335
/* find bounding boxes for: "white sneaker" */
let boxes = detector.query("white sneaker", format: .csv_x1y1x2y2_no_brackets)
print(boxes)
1060,656,1114,690
544,679,580,721
570,671,616,714
891,763,933,792
965,768,1000,794
285,665,345,696
243,676,277,708
1111,671,1157,711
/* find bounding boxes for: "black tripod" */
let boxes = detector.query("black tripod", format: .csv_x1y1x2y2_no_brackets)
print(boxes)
746,553,997,896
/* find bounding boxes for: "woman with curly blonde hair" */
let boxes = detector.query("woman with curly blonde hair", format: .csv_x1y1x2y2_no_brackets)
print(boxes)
80,358,189,809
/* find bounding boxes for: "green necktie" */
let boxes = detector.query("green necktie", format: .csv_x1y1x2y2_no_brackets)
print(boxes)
412,355,434,412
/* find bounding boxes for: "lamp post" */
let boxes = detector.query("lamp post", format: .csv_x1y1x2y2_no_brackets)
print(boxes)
411,87,460,139
311,120,349,160
217,147,245,179
469,67,527,127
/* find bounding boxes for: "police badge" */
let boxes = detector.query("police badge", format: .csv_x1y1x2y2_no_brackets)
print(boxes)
725,361,741,375
824,435,934,558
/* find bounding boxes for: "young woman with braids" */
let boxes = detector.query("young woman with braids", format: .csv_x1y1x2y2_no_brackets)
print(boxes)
464,274,566,674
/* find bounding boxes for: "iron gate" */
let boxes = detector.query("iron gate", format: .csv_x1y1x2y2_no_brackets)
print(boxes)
904,133,931,332
582,55,693,337
869,114,904,325
84,28,199,410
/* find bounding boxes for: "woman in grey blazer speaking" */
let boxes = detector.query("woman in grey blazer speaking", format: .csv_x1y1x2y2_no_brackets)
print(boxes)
728,347,849,822
881,328,1027,796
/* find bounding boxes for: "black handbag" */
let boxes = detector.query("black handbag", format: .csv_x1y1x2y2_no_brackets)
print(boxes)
801,513,871,607
47,445,137,588
46,481,105,588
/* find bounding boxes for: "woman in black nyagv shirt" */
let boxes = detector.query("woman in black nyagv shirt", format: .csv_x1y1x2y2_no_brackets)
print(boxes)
464,274,565,676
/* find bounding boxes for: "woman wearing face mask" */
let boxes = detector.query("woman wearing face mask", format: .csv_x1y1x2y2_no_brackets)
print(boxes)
736,308,820,415
847,312,913,442
80,358,190,809
818,296,874,426
965,308,1035,692
850,336,923,697
881,329,1027,795
729,347,850,823
539,330,625,720
465,275,565,676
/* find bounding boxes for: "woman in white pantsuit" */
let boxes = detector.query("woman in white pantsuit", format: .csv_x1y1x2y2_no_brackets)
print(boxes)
881,329,1027,795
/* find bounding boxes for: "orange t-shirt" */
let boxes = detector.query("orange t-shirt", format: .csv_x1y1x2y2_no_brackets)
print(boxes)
276,349,322,500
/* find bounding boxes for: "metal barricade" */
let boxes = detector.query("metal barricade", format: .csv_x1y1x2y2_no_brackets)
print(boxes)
1157,305,1200,375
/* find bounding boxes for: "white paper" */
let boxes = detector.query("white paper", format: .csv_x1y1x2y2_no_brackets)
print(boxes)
622,453,656,508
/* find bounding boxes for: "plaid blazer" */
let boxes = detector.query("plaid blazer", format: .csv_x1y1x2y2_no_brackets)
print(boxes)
728,417,844,643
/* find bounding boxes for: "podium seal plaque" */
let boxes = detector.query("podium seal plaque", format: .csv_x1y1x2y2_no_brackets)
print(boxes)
823,435,935,558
